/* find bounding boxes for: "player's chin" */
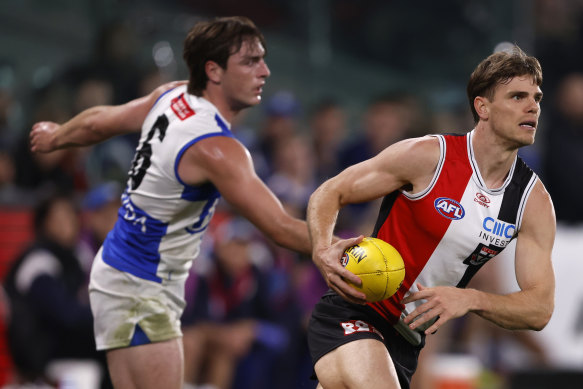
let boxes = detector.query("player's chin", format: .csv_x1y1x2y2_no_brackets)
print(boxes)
249,95,262,105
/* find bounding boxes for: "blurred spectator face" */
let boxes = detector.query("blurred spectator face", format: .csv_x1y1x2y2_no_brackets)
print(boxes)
364,100,412,152
273,135,314,184
84,200,120,244
75,78,114,113
557,73,583,122
82,182,122,244
43,197,80,248
264,116,297,141
0,150,14,186
215,239,251,276
213,218,255,276
311,105,347,146
0,90,13,126
263,90,300,141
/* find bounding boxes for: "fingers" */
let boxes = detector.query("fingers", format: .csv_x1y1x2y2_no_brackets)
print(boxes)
329,276,367,305
340,235,364,250
403,298,438,325
29,122,54,153
424,316,445,334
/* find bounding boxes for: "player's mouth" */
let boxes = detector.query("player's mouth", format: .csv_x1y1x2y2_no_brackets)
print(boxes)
519,120,537,130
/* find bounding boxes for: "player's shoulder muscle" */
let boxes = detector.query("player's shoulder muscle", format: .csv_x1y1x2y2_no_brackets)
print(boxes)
373,135,441,180
522,179,556,240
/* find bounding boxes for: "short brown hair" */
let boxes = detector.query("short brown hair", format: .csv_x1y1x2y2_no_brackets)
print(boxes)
182,16,266,96
467,45,542,123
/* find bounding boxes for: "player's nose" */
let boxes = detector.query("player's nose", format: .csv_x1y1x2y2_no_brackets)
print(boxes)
259,59,270,79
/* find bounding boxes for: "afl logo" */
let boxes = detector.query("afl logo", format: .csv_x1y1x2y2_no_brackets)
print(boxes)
434,197,465,220
341,252,349,267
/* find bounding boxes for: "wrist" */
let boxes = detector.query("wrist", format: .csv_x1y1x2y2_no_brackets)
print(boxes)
467,288,487,313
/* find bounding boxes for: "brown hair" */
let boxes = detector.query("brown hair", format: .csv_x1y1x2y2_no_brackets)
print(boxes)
182,16,266,96
467,45,542,123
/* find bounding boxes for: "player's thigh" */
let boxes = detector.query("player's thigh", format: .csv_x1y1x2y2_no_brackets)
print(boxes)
315,338,401,389
106,337,184,389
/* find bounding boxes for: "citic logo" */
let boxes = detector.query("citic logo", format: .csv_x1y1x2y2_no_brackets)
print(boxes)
434,197,465,220
483,217,516,239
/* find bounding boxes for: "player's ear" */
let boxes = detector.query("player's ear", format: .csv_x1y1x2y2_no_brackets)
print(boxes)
474,96,489,120
205,60,223,84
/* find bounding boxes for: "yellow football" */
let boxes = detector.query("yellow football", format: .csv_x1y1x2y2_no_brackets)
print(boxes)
341,237,405,302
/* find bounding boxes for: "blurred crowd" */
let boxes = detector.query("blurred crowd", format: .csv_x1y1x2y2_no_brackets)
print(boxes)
1,1,583,388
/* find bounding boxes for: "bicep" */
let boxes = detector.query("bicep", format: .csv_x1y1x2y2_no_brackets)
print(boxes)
329,136,441,206
216,157,290,229
514,180,556,293
182,137,290,230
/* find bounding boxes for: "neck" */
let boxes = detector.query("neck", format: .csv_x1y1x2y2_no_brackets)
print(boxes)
202,88,238,123
471,125,518,189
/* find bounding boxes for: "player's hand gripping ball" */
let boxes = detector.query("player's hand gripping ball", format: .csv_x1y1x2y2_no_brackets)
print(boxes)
341,237,405,302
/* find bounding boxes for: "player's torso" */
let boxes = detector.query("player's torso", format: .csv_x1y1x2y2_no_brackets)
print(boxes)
369,131,537,325
102,85,234,283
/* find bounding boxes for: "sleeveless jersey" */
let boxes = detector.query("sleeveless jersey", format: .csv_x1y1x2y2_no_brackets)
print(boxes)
102,85,234,283
369,131,537,332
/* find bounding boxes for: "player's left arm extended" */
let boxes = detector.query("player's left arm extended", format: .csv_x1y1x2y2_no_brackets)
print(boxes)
30,80,187,152
403,180,556,333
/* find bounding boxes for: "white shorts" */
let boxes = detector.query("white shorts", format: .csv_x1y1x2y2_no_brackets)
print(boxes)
89,247,186,351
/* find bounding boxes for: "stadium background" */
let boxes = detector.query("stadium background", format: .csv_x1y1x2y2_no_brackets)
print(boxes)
1,0,583,388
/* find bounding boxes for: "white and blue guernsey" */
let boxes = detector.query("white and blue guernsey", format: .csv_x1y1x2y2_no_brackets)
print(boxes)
102,85,233,283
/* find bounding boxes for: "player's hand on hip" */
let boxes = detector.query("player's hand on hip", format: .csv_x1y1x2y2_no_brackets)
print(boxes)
30,121,59,153
401,283,472,334
312,235,367,305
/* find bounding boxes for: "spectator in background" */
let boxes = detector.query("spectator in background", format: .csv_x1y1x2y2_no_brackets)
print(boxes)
308,99,349,183
72,77,137,188
182,216,294,389
252,90,302,179
64,20,144,106
266,134,316,218
3,194,110,388
0,142,22,205
542,72,583,223
77,181,123,275
337,92,419,170
336,93,420,234
13,83,81,198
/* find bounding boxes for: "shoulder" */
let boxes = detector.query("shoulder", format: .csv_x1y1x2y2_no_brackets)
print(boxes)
386,134,441,156
521,179,556,237
188,135,249,165
150,80,188,101
374,135,441,174
526,179,554,216
178,135,253,186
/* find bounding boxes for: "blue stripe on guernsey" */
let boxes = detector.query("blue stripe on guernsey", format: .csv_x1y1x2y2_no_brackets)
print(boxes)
174,132,234,187
214,113,232,134
102,193,169,283
151,86,179,109
185,194,220,234
181,182,220,201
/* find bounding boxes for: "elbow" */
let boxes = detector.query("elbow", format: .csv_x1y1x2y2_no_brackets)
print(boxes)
530,303,554,331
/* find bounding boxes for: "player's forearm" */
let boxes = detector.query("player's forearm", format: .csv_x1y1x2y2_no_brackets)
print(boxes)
306,184,341,251
272,217,312,255
470,288,553,331
54,106,119,149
